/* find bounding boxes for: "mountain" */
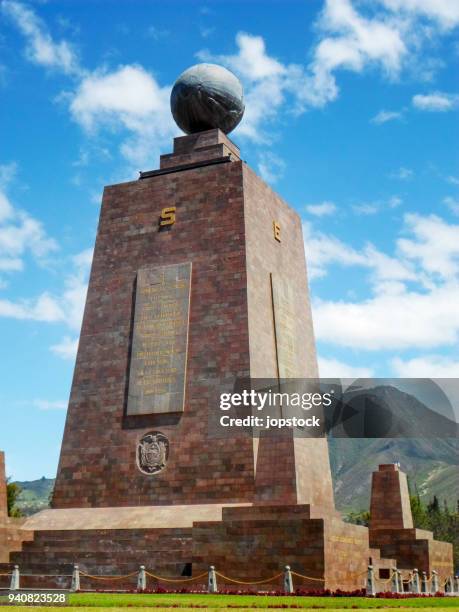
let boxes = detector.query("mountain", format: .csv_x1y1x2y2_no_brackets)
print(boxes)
330,437,458,512
328,384,458,512
13,476,55,516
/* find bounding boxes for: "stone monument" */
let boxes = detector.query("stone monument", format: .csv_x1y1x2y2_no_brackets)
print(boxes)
0,64,453,591
369,464,452,578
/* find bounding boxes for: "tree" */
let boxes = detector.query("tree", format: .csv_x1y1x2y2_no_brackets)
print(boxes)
345,509,370,526
6,478,22,517
410,493,458,571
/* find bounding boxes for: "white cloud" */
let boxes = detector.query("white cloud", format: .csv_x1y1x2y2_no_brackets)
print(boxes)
60,251,92,331
70,65,177,167
2,0,80,75
146,26,170,41
304,221,416,284
312,0,407,86
0,257,22,272
363,243,416,283
33,399,67,411
388,195,403,208
397,214,459,280
412,91,459,111
447,176,459,186
0,162,18,189
195,0,459,143
306,201,337,217
371,109,403,124
0,211,57,259
378,0,459,30
352,203,379,215
310,212,459,352
214,32,286,81
198,5,411,139
257,152,286,184
0,191,14,223
0,293,64,322
0,175,58,280
0,185,58,274
318,356,374,377
50,336,79,360
3,1,177,169
90,191,102,206
303,221,367,279
314,283,459,350
392,355,459,377
390,166,414,180
198,32,291,142
0,248,92,331
443,196,459,215
70,65,168,130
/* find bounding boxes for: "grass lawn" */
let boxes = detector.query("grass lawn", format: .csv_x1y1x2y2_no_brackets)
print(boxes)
0,608,455,612
1,592,458,609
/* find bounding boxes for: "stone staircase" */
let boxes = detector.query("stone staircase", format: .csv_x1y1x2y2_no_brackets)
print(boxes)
0,527,193,590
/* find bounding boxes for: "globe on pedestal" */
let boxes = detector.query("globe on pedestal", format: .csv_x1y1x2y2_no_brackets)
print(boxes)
170,63,245,135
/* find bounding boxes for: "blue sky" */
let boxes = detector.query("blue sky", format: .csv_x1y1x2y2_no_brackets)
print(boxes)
0,0,458,480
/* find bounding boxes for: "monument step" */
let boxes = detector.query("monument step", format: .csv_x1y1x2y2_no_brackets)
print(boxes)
22,537,191,552
1,558,189,571
10,550,190,565
31,528,191,540
222,504,312,521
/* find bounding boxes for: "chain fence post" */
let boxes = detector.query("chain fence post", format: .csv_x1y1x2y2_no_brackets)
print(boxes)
283,565,293,594
208,565,217,593
391,567,399,594
137,565,146,592
10,565,20,591
421,571,428,594
397,570,403,593
412,569,420,594
431,570,438,593
71,564,80,592
366,565,376,596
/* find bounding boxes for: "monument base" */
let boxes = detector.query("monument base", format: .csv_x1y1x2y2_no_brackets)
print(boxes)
0,464,454,592
0,504,374,591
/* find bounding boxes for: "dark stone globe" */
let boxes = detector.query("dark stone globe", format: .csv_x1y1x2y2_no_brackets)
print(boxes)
170,63,244,135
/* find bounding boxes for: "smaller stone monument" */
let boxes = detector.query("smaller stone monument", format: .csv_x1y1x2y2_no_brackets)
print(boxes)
369,464,453,576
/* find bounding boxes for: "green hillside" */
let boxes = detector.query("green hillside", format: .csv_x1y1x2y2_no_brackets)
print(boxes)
329,437,458,513
13,476,55,515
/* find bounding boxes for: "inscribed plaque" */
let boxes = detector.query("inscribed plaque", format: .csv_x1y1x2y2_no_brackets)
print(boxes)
127,263,192,415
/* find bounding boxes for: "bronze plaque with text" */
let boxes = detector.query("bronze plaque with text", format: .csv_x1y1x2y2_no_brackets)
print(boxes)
127,263,192,415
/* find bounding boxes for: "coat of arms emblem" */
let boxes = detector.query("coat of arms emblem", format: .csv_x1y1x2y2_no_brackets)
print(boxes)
137,431,169,475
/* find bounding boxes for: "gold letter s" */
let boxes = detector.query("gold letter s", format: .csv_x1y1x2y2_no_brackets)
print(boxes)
160,206,176,227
